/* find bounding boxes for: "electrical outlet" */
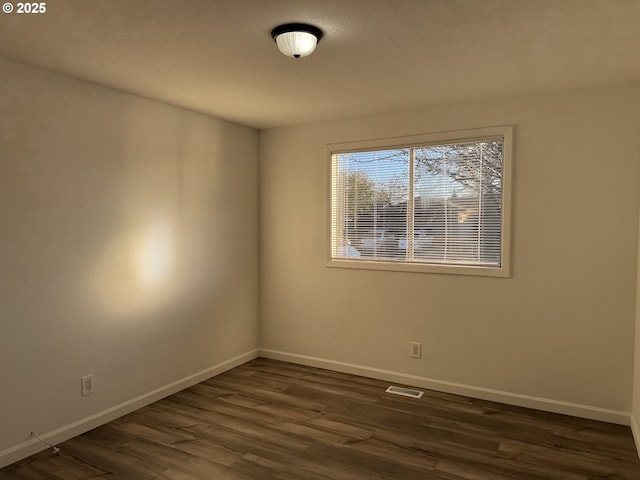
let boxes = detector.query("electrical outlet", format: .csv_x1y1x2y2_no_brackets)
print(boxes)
81,375,94,396
410,342,422,359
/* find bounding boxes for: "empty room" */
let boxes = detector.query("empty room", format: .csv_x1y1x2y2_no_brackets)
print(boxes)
2,0,640,478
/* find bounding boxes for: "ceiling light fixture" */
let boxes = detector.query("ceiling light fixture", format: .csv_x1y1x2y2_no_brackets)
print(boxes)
271,23,323,59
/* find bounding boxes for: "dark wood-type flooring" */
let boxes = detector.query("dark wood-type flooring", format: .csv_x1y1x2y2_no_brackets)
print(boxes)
2,358,640,479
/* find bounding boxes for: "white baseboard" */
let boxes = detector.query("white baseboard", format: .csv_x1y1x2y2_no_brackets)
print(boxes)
260,349,631,426
0,349,260,469
631,413,640,459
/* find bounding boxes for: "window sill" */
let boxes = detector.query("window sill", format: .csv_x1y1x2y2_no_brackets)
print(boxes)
326,258,510,278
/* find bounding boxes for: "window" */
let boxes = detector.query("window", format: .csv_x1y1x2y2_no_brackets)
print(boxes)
327,126,512,276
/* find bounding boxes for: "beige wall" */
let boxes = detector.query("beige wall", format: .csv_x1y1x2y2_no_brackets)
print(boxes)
260,84,640,416
0,58,259,460
634,212,640,444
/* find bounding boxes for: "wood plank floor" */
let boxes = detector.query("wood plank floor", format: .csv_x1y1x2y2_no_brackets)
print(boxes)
2,358,640,479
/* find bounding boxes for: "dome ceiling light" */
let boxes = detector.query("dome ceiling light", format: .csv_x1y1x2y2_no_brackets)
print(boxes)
271,23,323,59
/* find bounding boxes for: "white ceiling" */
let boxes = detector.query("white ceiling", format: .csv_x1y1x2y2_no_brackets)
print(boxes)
1,0,639,129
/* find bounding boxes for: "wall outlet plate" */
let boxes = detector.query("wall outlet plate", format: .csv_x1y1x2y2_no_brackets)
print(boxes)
81,375,94,396
410,342,422,359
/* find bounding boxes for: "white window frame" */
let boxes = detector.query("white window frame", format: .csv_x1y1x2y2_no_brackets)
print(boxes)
326,126,513,277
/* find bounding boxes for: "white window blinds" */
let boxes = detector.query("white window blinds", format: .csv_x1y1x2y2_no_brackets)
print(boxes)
330,136,506,270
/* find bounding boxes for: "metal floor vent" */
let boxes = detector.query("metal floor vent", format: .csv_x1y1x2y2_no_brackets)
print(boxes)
385,386,424,399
